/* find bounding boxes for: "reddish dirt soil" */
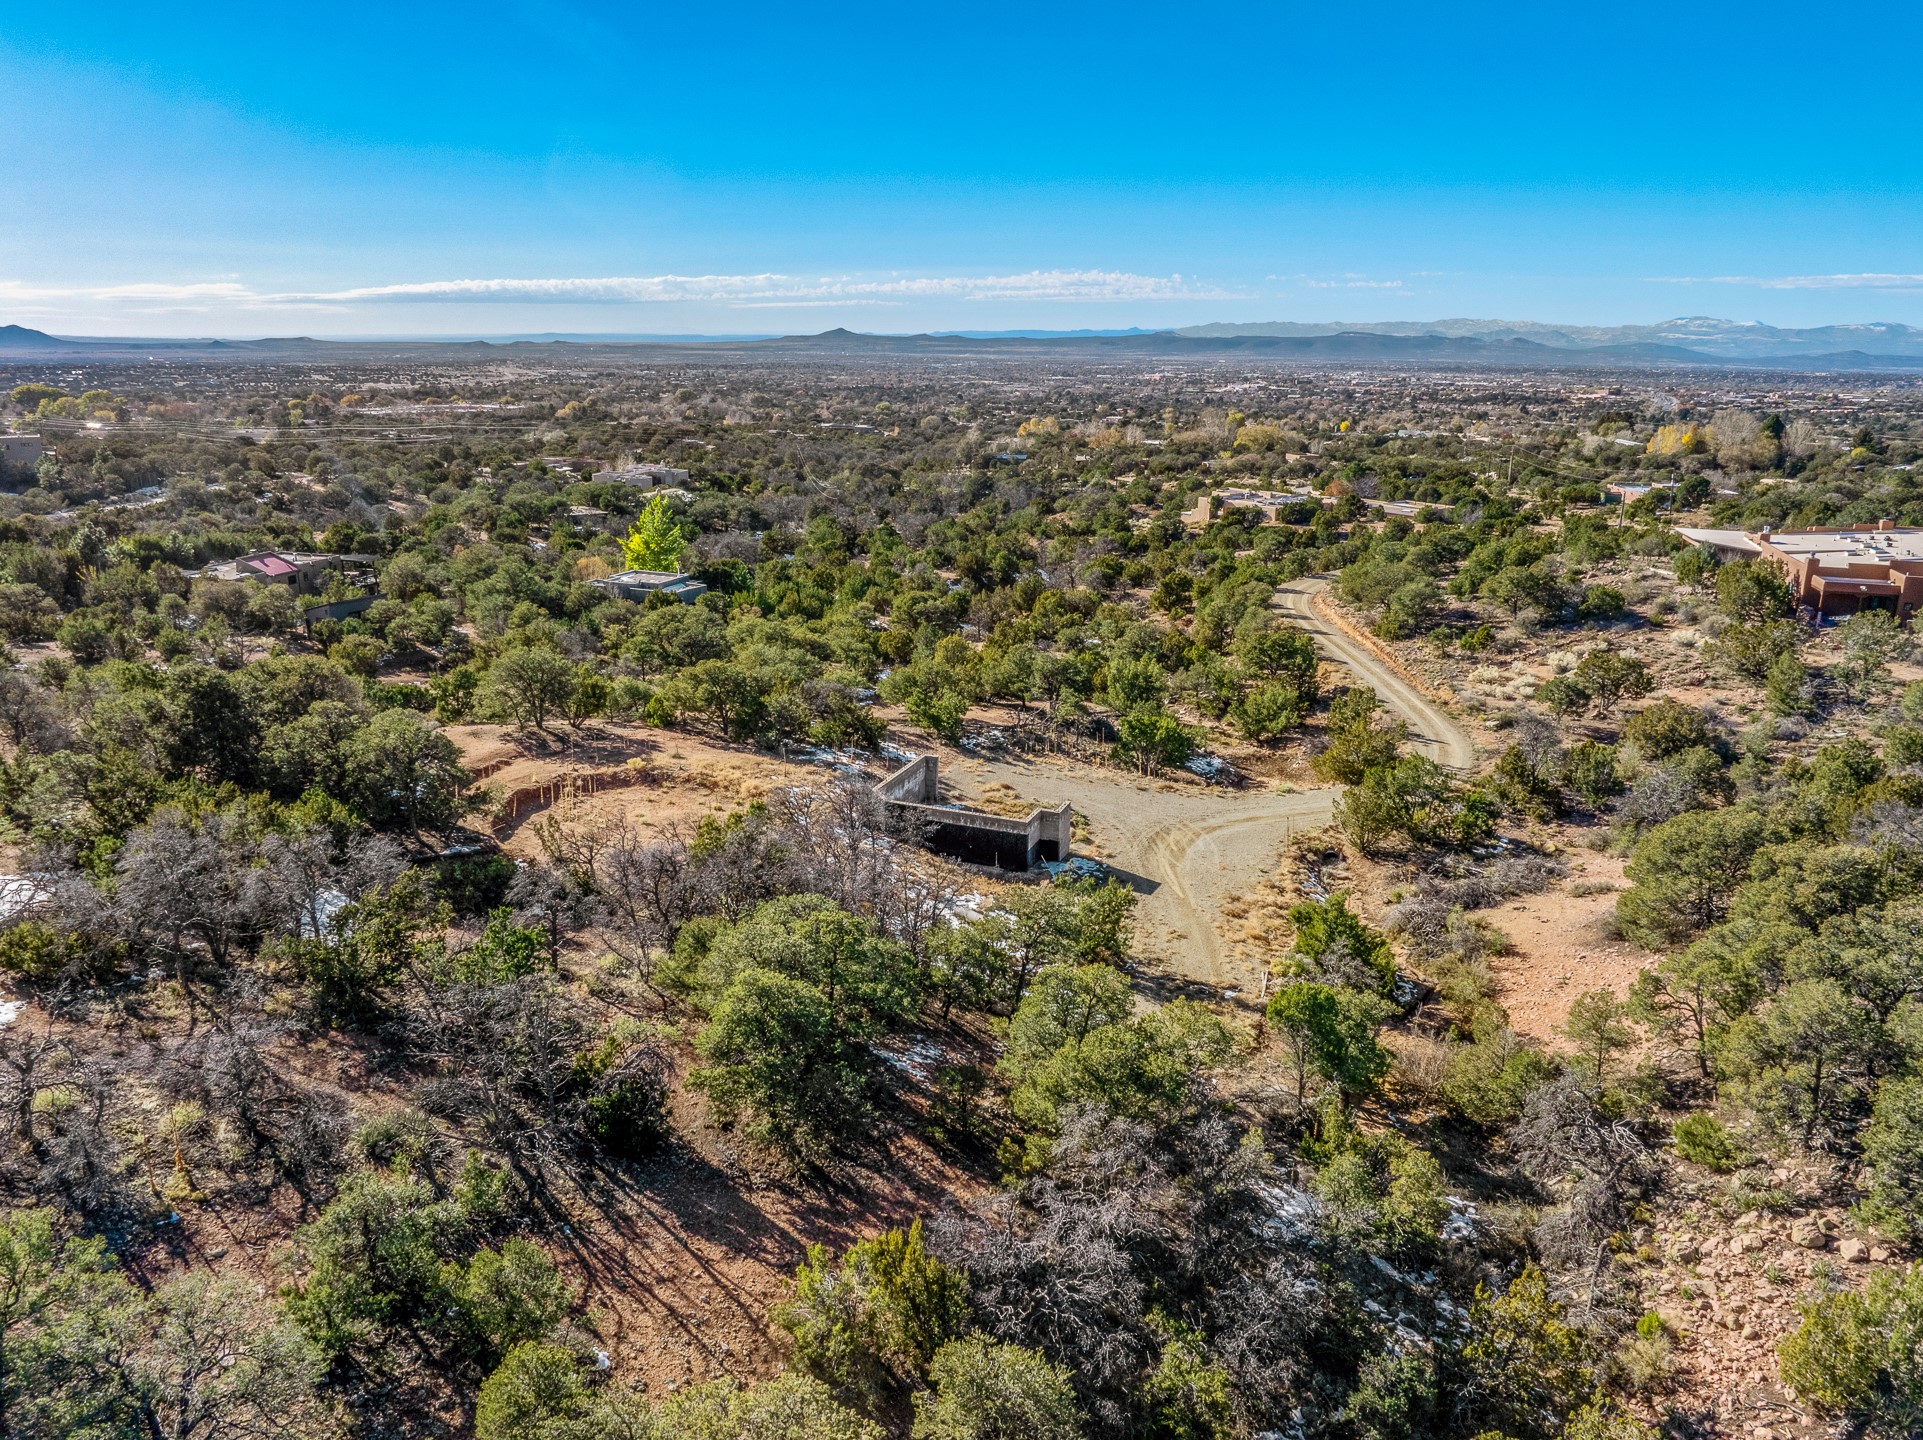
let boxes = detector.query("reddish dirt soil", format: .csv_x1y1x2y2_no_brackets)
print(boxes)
1479,849,1647,1047
444,723,842,858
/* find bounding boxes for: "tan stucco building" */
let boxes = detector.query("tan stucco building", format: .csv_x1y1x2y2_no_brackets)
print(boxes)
1676,521,1923,620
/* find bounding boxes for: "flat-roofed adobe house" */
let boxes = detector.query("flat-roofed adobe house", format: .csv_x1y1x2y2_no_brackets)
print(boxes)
1183,486,1321,527
587,569,708,603
605,463,691,488
0,435,45,471
200,550,378,597
1676,520,1923,620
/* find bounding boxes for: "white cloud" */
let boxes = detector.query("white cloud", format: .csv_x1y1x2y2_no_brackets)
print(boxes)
1656,272,1923,291
295,269,1229,304
1300,276,1404,290
0,279,261,314
0,269,1233,312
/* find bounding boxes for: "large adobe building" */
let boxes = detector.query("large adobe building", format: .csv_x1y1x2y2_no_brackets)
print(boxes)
1675,520,1923,620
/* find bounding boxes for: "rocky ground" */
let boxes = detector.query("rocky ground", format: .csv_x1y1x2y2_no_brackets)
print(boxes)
1634,1156,1909,1438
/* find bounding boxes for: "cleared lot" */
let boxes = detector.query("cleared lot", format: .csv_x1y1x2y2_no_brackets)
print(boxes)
950,755,1336,995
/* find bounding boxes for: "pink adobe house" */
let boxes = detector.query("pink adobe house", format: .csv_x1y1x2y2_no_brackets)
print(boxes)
1676,520,1923,621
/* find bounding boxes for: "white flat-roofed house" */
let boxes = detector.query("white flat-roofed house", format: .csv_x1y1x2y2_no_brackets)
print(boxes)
606,463,691,489
588,569,708,603
1183,486,1321,526
0,434,45,480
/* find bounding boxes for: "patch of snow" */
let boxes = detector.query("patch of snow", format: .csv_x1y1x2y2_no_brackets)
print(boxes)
0,877,49,924
1041,857,1111,884
874,1036,948,1082
1184,753,1233,780
1441,1194,1479,1242
1369,1254,1408,1284
297,887,350,940
1252,1179,1320,1243
939,892,990,927
786,744,875,773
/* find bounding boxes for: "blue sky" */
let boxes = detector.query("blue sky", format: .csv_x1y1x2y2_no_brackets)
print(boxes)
5,1,1923,337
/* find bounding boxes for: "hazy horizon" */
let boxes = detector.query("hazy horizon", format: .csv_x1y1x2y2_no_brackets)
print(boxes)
9,316,1923,348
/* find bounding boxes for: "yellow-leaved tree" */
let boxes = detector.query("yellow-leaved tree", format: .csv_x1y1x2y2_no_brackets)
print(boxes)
1646,423,1706,457
622,493,686,571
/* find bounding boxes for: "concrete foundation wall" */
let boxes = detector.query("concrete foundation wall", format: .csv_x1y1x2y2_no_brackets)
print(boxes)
879,754,1073,872
877,753,939,803
1037,803,1073,862
895,803,1039,869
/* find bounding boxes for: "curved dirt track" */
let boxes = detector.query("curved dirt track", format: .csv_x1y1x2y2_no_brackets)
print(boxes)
951,755,1338,995
952,583,1478,993
1273,577,1478,772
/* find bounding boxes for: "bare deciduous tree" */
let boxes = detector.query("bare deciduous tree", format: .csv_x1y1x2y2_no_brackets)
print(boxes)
36,1066,129,1218
0,671,71,754
261,825,406,941
1507,1073,1653,1323
408,973,667,1169
112,809,288,1022
161,1023,352,1190
933,1097,1334,1433
505,861,603,968
0,1025,66,1146
1783,417,1823,460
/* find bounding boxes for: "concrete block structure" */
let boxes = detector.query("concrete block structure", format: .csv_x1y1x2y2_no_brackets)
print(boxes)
1676,521,1923,620
588,569,708,603
878,754,1073,871
606,463,691,488
300,593,377,629
0,435,45,472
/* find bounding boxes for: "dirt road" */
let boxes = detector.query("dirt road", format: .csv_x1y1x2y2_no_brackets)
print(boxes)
1272,577,1478,771
949,755,1337,995
950,583,1478,994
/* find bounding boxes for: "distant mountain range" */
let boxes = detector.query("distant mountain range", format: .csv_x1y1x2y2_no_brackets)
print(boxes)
4,318,1923,370
1173,317,1923,362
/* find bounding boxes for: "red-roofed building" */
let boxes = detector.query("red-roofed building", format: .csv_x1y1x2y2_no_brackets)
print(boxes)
202,550,376,596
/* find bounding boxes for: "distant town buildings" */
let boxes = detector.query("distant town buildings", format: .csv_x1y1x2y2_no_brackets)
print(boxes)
588,569,708,604
1675,520,1923,619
